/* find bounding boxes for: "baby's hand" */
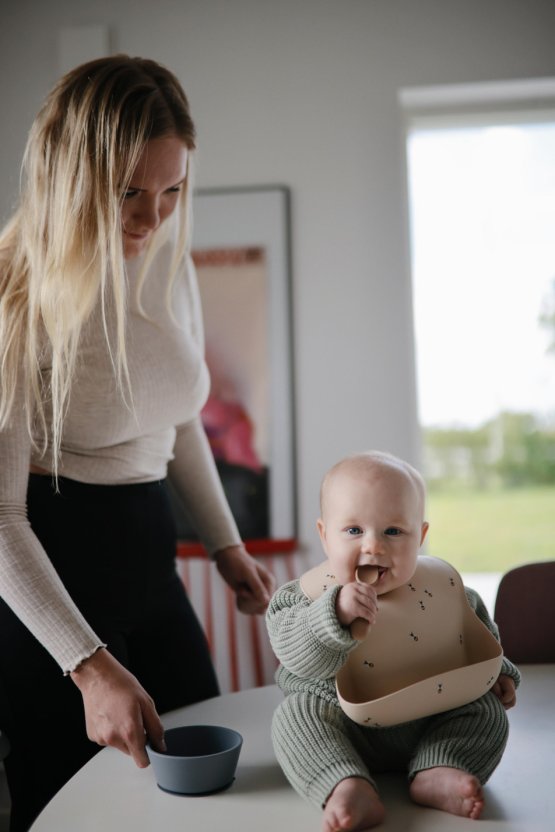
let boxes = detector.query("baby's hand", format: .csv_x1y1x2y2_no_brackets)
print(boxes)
491,673,517,710
336,582,378,631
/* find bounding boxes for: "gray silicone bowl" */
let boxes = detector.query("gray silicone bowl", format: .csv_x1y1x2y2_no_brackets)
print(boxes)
147,725,243,795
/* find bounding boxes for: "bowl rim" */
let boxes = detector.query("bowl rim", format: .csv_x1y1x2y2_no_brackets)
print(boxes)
146,723,243,761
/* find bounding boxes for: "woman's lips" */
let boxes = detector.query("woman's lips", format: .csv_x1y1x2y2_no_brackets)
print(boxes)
125,230,149,240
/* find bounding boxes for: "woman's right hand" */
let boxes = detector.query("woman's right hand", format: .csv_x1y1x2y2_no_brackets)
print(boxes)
70,648,166,767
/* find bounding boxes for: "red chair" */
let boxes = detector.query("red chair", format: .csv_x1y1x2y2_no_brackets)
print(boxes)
494,561,555,664
176,543,301,692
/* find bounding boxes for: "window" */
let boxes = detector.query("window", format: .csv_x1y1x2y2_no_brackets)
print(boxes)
403,89,555,611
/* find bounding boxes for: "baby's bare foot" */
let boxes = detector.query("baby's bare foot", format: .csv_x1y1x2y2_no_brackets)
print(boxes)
409,767,484,820
323,776,385,831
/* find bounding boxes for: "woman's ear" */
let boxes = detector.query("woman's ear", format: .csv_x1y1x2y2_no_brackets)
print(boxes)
420,521,429,546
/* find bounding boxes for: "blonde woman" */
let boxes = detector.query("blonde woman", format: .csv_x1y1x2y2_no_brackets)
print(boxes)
0,55,274,831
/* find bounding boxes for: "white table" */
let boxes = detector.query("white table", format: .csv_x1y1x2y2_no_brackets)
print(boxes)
31,665,553,831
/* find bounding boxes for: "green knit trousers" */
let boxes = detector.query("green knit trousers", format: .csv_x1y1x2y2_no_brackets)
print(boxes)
271,691,509,808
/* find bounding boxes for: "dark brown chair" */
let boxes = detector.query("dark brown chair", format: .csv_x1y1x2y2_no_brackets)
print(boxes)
494,561,555,664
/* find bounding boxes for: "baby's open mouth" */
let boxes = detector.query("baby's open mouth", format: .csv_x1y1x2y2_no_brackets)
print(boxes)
356,565,389,585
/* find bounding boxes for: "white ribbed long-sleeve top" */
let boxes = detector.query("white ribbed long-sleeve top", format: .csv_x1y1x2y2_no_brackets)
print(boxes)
0,243,241,673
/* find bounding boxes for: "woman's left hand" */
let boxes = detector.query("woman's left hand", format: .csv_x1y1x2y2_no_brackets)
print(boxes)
214,545,275,614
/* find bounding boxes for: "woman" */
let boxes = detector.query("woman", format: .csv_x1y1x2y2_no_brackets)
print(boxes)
0,55,274,831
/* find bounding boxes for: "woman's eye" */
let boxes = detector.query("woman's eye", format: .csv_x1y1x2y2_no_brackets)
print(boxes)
166,186,181,194
346,527,363,536
123,189,139,200
385,527,401,536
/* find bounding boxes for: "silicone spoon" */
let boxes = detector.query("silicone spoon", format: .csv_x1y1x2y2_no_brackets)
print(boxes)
350,565,379,640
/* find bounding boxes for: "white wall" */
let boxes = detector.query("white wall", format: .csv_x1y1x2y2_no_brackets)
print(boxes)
2,0,555,564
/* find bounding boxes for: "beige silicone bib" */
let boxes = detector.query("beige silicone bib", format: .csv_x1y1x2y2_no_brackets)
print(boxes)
300,556,503,727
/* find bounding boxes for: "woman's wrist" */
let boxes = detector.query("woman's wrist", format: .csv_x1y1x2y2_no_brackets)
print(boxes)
69,646,108,685
212,543,246,563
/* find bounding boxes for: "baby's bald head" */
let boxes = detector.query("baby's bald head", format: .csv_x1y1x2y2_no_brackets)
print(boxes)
319,450,426,523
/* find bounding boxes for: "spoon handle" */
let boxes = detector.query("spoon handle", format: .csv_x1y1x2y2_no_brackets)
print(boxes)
350,566,378,640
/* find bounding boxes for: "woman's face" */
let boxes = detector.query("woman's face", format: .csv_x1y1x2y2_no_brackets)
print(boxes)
121,135,189,259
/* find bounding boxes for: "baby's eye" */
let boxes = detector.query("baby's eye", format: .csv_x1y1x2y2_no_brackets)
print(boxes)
384,527,402,536
345,526,363,536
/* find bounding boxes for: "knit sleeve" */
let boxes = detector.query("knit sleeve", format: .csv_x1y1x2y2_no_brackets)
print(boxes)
168,416,241,556
266,579,356,680
0,382,105,674
465,587,521,687
166,251,242,556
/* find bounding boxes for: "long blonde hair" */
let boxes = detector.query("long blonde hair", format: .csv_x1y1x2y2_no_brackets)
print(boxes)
0,55,196,474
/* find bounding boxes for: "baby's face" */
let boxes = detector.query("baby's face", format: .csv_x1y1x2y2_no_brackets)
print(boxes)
317,464,428,595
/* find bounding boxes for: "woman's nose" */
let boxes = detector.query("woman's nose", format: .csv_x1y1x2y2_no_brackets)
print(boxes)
133,197,160,231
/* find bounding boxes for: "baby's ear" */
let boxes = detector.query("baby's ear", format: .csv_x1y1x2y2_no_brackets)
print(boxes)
420,521,429,546
316,518,327,547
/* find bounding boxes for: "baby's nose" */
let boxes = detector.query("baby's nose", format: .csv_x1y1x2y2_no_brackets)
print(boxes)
361,533,383,555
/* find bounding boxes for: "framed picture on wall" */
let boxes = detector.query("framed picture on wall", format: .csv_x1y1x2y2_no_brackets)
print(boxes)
170,186,296,553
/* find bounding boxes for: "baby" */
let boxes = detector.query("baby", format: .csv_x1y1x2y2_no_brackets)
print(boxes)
266,451,519,831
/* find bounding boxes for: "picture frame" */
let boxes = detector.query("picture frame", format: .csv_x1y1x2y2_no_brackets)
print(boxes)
172,186,296,552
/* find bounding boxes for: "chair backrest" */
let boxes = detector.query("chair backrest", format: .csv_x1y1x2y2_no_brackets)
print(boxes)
494,561,555,664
